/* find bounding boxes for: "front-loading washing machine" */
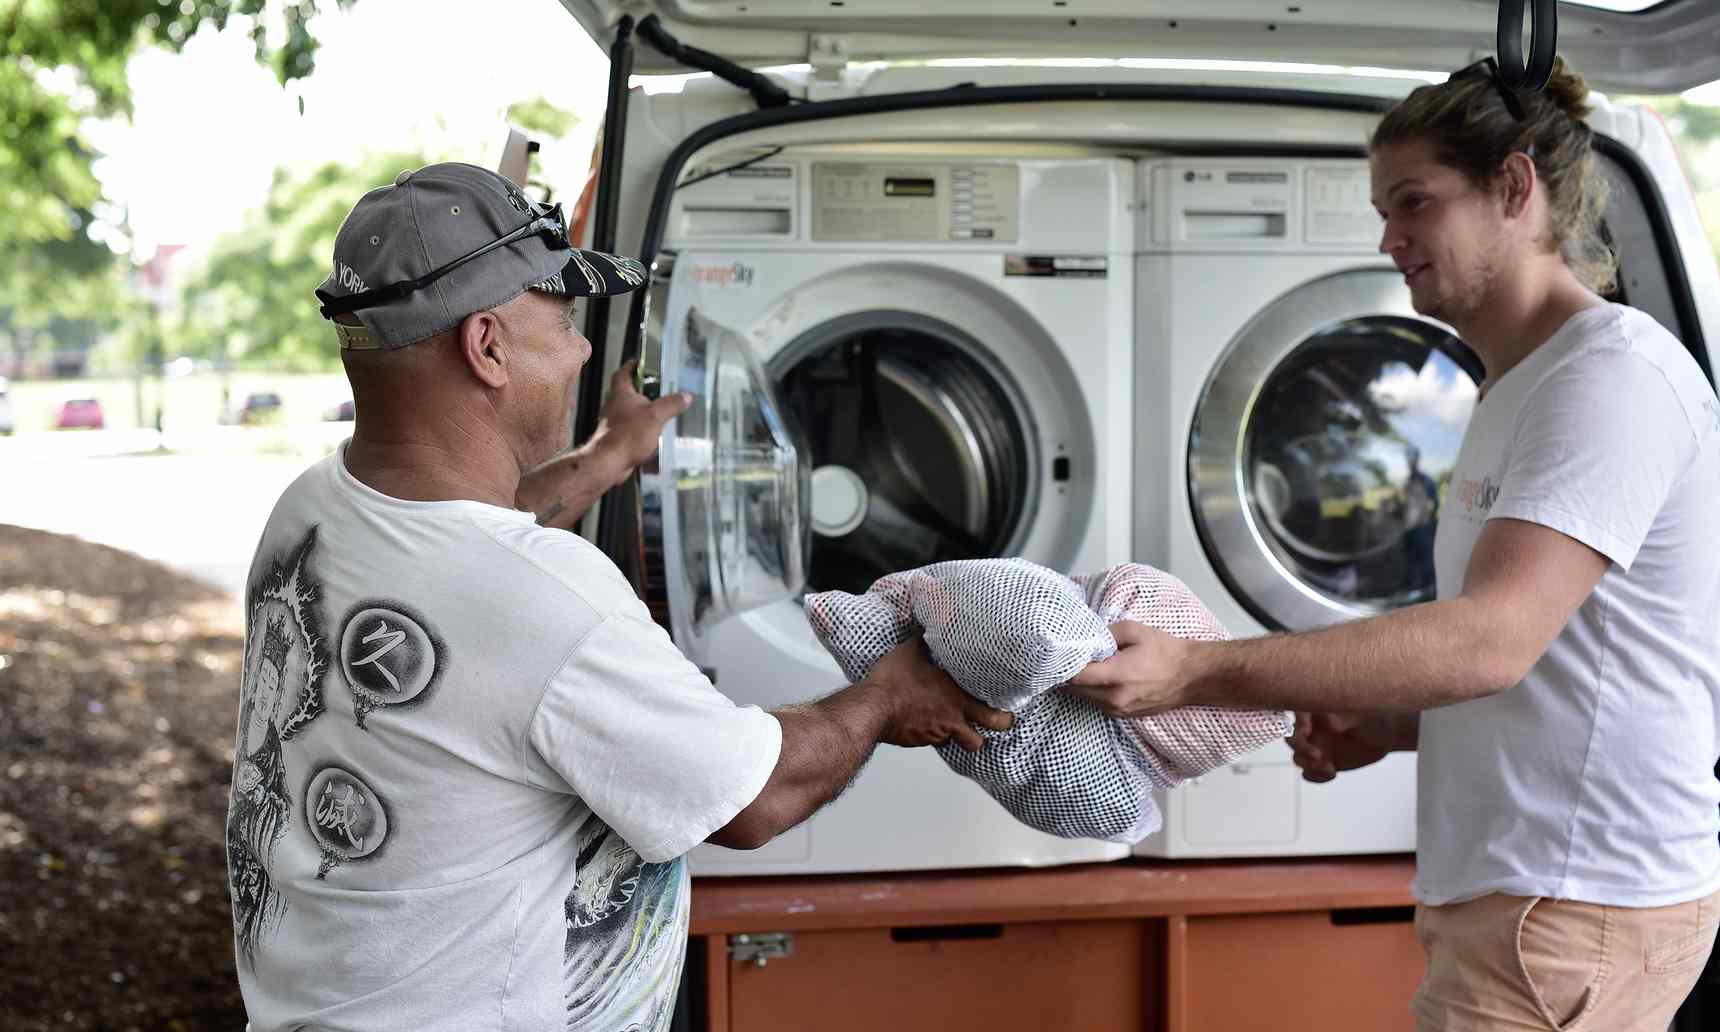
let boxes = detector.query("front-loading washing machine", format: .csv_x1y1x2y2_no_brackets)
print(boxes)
1133,158,1484,857
639,149,1139,874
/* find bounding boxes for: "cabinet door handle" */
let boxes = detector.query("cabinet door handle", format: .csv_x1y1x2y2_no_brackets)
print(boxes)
890,923,1005,943
1329,906,1416,926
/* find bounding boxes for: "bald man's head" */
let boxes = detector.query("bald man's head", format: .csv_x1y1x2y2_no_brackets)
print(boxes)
340,291,591,473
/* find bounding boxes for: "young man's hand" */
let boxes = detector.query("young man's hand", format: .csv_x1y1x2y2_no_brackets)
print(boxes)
864,638,1014,751
1288,712,1401,783
1065,621,1200,716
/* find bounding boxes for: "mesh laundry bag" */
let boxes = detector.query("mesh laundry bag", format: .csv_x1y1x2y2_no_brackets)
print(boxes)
805,557,1291,842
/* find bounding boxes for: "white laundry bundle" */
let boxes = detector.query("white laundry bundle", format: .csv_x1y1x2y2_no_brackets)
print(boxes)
804,558,1292,843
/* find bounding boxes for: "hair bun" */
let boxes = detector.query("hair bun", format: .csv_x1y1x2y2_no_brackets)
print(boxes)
1539,55,1593,122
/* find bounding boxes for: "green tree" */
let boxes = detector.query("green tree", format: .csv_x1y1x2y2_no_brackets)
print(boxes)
503,97,580,202
3,0,352,248
1,1,353,372
174,151,428,372
506,97,580,139
0,214,129,374
1634,96,1720,190
1651,98,1720,148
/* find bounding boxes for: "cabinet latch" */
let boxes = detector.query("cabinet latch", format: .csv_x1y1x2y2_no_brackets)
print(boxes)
728,931,794,968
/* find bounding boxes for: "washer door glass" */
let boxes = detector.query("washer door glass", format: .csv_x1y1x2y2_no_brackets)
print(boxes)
773,313,1033,596
1244,316,1479,612
653,306,810,638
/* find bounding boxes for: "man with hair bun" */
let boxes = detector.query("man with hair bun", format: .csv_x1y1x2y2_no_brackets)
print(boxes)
1069,57,1720,1029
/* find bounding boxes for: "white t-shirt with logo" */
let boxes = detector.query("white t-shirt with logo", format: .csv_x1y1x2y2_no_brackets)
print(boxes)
1416,303,1720,908
226,445,781,1031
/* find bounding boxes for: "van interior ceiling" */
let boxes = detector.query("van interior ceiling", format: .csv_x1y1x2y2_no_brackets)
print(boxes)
573,2,1715,577
574,12,1708,444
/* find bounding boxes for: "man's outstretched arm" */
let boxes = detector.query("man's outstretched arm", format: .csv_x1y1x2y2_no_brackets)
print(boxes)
708,639,1014,850
1069,516,1610,716
517,360,691,530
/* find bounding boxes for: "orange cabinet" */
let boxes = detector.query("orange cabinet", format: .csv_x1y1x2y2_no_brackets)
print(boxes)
690,857,1423,1032
1170,908,1421,1031
725,920,1158,1031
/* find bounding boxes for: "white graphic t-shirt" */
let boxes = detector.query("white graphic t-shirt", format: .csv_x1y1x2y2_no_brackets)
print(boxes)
226,445,781,1032
1417,303,1720,908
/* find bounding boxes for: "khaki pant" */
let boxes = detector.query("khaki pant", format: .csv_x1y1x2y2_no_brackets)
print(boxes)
1413,888,1720,1031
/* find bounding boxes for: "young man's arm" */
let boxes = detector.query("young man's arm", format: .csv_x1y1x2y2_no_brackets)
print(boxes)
516,360,691,530
1069,516,1609,716
708,639,1014,850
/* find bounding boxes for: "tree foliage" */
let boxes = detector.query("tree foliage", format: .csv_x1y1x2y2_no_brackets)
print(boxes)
174,151,428,372
506,97,581,140
1658,99,1720,148
1,0,351,366
173,92,577,372
1637,96,1720,190
3,0,351,249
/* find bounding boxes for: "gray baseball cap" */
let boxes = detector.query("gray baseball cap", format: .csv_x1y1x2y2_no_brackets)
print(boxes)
315,162,645,350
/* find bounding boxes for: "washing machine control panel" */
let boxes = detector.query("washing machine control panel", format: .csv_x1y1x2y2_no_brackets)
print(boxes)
811,162,1020,243
1305,165,1378,245
1155,164,1295,245
1142,159,1380,252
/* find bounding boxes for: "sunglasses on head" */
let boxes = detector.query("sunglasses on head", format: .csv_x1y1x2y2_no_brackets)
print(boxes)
1451,57,1528,123
318,201,569,320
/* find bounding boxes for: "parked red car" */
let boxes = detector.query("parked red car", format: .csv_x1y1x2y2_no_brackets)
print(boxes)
54,398,105,430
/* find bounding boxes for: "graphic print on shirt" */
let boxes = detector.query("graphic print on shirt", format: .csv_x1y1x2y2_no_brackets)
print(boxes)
562,815,687,1032
303,764,392,879
336,601,443,728
228,526,329,965
1454,475,1501,516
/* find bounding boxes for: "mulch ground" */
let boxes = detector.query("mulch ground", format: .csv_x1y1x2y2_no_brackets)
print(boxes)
1,524,248,1031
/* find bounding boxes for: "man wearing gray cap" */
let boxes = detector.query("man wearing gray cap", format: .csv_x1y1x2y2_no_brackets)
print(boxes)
225,162,1008,1032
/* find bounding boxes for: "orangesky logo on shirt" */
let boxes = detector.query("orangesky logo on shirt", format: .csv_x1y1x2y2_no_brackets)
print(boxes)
1455,475,1500,515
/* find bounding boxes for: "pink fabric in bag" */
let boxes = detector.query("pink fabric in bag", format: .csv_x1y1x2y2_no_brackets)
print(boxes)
805,559,1290,842
1073,565,1292,786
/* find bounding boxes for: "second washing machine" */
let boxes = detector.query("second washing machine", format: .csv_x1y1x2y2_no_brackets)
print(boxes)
1134,157,1483,857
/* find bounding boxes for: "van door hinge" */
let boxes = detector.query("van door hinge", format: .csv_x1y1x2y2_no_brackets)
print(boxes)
807,34,848,82
728,931,794,967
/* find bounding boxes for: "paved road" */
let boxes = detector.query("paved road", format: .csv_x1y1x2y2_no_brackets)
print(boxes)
1,431,337,601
